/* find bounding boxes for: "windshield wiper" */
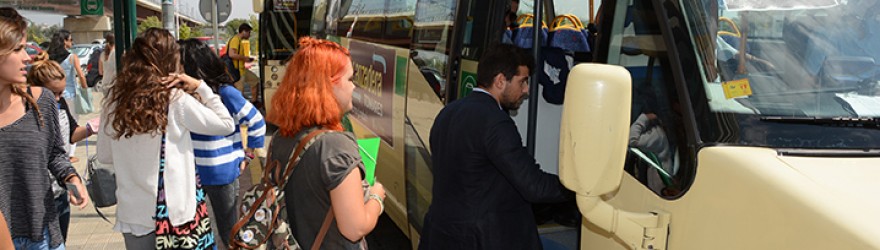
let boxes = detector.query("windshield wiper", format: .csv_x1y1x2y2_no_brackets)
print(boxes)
760,116,880,128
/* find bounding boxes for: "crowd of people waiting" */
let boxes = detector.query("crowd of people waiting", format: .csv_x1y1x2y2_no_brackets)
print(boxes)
0,6,387,250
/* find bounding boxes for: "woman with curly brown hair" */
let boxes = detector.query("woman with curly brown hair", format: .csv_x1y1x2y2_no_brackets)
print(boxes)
265,37,385,249
0,7,89,250
96,28,234,250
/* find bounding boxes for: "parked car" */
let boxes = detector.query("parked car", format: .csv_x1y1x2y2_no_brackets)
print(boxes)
84,46,104,88
26,42,42,60
196,36,227,55
70,43,103,72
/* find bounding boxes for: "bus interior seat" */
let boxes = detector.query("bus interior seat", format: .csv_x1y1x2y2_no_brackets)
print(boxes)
819,56,877,88
548,14,591,53
783,13,841,75
512,14,548,49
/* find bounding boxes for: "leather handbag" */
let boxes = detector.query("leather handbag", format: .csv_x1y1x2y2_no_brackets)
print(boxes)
86,154,116,207
86,145,116,223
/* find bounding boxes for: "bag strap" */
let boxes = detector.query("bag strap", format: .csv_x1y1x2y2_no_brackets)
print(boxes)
311,209,334,250
230,129,333,249
268,128,331,188
225,35,244,56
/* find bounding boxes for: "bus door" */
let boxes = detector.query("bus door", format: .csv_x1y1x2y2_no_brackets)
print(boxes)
257,0,316,115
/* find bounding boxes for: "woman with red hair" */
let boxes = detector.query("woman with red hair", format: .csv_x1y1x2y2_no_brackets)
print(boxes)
266,37,385,249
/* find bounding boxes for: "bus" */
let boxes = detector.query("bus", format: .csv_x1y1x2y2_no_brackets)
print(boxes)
252,0,880,248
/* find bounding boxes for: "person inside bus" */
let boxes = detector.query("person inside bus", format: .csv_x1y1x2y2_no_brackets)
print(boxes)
266,37,386,249
629,94,678,194
419,44,573,250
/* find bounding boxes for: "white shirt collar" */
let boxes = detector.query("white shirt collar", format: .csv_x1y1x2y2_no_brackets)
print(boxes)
472,88,503,110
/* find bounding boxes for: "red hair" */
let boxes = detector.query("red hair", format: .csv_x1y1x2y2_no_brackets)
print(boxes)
268,37,351,137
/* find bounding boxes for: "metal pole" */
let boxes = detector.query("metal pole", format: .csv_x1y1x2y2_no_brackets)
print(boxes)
526,0,543,156
162,0,177,38
175,0,180,38
126,0,137,43
113,0,126,70
212,0,221,54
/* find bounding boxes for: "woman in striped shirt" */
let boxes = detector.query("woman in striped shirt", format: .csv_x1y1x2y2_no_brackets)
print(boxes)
178,38,266,247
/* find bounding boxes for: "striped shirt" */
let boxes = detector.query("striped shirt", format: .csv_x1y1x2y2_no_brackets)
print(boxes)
0,88,77,248
192,85,266,185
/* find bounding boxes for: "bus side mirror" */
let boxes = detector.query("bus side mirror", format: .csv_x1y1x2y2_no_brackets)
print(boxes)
559,63,631,197
559,64,670,249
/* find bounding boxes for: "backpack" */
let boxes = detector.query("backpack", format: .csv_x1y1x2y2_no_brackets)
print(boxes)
230,129,333,250
221,37,242,83
85,47,103,87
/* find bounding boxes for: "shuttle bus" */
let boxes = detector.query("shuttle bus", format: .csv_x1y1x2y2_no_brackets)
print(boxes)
252,0,880,248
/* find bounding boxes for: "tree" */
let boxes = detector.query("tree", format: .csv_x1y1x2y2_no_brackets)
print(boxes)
179,25,205,39
138,16,162,34
26,24,61,45
26,25,46,44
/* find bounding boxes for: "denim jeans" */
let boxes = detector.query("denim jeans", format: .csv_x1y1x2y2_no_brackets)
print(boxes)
54,194,70,241
12,228,65,250
203,179,239,246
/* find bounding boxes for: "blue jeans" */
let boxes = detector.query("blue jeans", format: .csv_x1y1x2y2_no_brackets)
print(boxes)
12,228,65,250
54,195,70,241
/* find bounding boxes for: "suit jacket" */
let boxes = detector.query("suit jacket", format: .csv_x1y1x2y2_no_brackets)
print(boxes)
419,91,573,250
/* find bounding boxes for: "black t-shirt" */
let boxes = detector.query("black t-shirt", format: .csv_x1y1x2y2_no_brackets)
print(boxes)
270,129,368,250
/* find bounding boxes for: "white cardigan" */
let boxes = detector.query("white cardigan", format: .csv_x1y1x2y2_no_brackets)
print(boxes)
97,81,235,231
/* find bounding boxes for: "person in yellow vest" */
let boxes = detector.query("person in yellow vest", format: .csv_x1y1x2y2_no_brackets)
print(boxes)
227,23,257,100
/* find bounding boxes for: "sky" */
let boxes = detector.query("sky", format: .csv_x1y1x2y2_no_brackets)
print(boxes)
227,0,255,22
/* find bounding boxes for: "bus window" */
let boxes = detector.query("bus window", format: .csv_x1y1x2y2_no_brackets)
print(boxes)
457,0,497,60
411,0,456,99
333,0,415,48
385,0,416,47
606,0,692,197
310,0,339,38
552,0,600,24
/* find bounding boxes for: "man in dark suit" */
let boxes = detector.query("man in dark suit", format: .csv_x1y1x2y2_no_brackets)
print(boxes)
419,44,574,250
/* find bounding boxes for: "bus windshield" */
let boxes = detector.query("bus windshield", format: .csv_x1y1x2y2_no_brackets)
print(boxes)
691,0,880,118
683,0,880,148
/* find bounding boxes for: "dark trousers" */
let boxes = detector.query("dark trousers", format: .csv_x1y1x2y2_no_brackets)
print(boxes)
203,179,239,246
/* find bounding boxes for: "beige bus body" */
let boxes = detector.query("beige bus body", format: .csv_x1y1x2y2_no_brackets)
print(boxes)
562,64,880,250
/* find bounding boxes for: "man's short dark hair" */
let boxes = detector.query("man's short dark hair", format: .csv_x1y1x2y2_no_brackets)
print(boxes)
238,23,253,33
476,44,533,88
